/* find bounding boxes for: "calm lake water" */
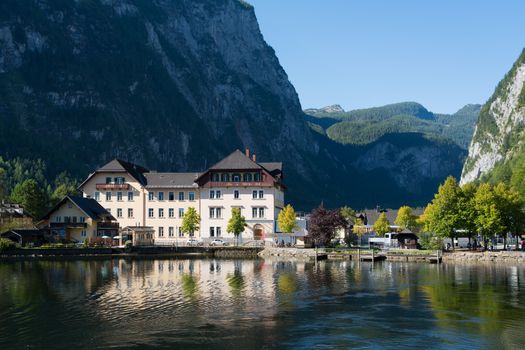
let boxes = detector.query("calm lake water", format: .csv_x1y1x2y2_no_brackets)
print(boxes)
1,258,525,350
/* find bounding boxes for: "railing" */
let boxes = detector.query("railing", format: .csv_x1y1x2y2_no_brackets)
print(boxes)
208,181,269,187
50,222,87,228
98,222,120,229
96,183,130,190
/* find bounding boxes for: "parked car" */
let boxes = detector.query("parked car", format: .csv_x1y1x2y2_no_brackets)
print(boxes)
186,238,203,246
210,239,228,246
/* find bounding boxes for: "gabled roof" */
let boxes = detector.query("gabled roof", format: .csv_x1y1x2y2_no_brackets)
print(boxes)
1,229,43,237
79,159,149,188
42,196,115,221
144,172,200,188
209,150,262,170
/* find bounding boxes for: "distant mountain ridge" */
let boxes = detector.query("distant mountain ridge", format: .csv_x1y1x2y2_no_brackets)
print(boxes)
305,102,480,149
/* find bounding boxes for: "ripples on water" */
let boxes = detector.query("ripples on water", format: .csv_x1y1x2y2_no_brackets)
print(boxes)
1,258,525,349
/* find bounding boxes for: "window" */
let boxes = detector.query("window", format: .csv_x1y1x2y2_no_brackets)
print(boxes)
168,208,174,218
234,190,240,199
79,217,85,223
210,227,215,237
254,173,261,181
259,208,265,218
216,227,222,237
169,192,174,201
216,190,221,199
117,208,123,218
81,230,87,237
106,208,111,214
115,177,125,184
94,192,100,201
64,216,71,223
159,208,164,218
169,227,174,237
72,216,77,223
128,192,134,201
178,227,184,237
55,216,61,222
128,208,134,218
106,192,112,201
117,192,123,201
158,192,164,201
212,173,220,182
252,208,257,218
148,192,154,201
243,173,252,182
259,190,264,199
210,207,221,219
210,190,215,199
105,177,112,184
221,173,230,182
179,208,184,218
148,208,154,218
179,192,185,201
158,227,164,237
252,190,258,199
189,192,195,201
232,173,241,182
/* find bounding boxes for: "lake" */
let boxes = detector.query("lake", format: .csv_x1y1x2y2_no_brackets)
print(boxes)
1,258,524,349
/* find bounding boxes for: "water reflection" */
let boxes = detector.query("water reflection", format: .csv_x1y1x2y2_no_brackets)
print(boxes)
1,259,525,349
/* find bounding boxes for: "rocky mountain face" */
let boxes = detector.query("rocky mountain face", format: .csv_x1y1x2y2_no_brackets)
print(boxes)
461,49,525,185
0,0,473,209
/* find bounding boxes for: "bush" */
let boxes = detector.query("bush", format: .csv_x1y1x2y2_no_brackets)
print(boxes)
0,238,16,252
418,232,443,250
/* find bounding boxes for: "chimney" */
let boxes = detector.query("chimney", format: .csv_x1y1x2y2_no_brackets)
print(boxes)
252,153,256,162
245,148,250,157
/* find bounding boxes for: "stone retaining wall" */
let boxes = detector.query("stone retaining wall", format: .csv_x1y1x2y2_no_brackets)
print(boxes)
443,251,525,264
213,248,262,258
258,248,318,261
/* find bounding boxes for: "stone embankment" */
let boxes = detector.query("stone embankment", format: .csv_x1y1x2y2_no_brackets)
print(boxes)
258,248,320,261
443,251,525,264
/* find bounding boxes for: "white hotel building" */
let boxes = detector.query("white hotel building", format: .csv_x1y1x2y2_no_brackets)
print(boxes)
79,150,285,243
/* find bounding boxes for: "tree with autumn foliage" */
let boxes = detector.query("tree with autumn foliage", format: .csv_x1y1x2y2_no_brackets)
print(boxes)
308,203,347,247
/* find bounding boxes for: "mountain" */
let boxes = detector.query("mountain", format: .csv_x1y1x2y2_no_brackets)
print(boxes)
0,0,473,210
461,49,525,189
305,102,480,149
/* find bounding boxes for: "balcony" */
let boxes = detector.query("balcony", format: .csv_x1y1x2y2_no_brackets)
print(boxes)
98,222,120,230
96,183,130,190
50,222,88,229
208,181,269,188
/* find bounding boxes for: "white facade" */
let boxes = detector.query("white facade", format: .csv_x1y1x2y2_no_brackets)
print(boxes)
79,151,285,245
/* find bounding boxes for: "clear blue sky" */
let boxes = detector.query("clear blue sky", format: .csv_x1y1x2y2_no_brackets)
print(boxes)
249,0,524,114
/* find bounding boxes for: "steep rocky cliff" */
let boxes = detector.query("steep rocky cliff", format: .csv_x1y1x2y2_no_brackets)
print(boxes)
461,49,525,185
0,0,314,173
0,0,468,209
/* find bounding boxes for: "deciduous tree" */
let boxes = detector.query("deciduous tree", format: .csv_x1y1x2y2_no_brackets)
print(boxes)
181,207,200,237
308,204,347,247
10,179,48,218
395,206,417,231
373,212,390,236
278,204,298,234
227,208,247,245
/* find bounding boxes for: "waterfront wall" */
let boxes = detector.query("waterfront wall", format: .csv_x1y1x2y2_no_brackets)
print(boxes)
443,251,525,264
258,248,319,261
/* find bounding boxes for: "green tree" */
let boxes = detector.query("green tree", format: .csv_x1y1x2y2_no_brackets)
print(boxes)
473,183,503,249
373,212,390,236
0,168,6,200
340,206,356,225
10,179,48,218
493,183,524,248
457,182,479,247
395,206,417,231
227,208,247,245
278,204,298,234
51,183,80,204
423,176,462,249
181,207,200,237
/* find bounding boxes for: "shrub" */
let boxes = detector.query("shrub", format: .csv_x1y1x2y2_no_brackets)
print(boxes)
0,238,16,252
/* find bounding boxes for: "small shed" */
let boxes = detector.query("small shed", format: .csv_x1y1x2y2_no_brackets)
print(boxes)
120,226,155,246
1,229,46,247
396,229,419,249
